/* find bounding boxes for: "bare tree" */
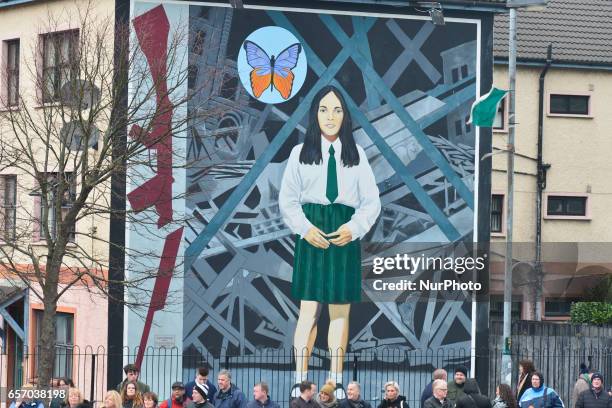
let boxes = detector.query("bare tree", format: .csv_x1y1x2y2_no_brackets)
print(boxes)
0,2,219,387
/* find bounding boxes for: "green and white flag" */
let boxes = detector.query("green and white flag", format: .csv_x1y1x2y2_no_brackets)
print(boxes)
468,87,508,127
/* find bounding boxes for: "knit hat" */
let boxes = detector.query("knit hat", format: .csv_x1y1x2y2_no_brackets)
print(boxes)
193,383,209,400
591,373,603,382
320,380,336,398
455,366,468,377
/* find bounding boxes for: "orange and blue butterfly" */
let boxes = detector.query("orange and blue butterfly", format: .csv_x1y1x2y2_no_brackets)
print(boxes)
243,40,302,100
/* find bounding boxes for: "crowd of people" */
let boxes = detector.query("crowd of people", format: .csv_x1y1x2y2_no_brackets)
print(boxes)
8,360,612,408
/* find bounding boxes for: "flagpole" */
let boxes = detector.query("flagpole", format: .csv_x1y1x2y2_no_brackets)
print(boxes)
501,5,517,386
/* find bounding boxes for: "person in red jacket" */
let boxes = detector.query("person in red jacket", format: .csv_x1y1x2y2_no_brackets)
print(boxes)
159,383,187,408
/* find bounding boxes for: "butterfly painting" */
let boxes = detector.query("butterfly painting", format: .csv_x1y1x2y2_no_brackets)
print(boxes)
243,40,302,100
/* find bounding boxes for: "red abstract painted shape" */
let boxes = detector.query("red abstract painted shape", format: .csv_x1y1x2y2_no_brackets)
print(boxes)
128,5,174,229
128,5,182,370
135,226,184,369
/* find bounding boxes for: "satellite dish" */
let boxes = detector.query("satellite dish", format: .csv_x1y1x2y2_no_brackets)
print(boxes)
60,79,101,110
60,121,100,151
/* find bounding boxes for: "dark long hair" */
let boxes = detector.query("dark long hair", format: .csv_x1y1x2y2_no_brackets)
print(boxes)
299,85,360,167
519,360,535,375
497,384,517,408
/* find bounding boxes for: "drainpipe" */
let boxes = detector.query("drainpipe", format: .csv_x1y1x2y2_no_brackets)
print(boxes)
534,44,552,321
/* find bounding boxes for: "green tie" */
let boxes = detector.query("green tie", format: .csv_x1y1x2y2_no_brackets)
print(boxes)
326,144,338,203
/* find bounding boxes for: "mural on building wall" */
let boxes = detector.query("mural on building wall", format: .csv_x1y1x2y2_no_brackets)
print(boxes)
181,3,481,367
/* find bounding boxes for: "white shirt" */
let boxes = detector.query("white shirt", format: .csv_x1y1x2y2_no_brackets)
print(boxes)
279,136,381,241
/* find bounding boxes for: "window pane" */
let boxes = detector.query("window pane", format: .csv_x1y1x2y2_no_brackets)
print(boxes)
192,30,205,55
547,197,564,215
220,73,238,100
56,315,67,343
43,36,56,69
460,64,468,79
493,100,504,129
43,68,56,102
8,41,19,69
491,195,502,212
59,34,71,63
566,197,586,215
8,75,18,105
465,116,471,133
491,195,503,233
3,176,17,240
550,95,568,114
548,196,586,216
454,120,462,136
60,66,71,89
451,68,459,83
568,96,589,115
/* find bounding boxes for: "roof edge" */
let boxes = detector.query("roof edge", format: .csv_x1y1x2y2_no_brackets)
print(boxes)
494,58,612,72
312,0,508,12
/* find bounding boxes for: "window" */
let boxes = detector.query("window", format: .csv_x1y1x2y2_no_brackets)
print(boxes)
490,295,521,320
493,98,506,131
465,115,471,134
219,73,238,100
451,67,459,83
6,39,20,106
188,65,198,89
454,119,462,136
192,30,205,55
491,194,504,233
549,94,590,116
35,173,76,241
460,64,469,79
34,310,74,379
544,298,577,317
42,30,78,103
0,175,17,240
546,195,587,217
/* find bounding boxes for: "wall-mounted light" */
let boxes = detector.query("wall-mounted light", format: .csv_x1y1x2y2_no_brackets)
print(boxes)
417,2,445,26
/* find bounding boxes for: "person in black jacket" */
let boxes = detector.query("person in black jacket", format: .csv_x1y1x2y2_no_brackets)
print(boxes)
575,373,612,408
424,380,450,408
516,360,535,403
455,382,491,408
422,370,448,408
339,382,372,408
377,382,409,408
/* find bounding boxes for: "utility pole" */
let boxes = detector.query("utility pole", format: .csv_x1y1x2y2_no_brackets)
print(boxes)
501,5,517,386
501,0,547,385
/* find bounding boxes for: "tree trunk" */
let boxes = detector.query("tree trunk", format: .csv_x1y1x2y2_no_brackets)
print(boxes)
37,299,57,388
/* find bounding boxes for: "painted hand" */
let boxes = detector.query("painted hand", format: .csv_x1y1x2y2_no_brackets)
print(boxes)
328,224,352,246
304,226,330,249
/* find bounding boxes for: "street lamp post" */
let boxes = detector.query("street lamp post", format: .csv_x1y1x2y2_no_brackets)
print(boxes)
501,0,547,386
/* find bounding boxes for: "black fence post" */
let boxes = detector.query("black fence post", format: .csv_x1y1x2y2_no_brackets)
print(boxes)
352,354,358,382
90,353,97,403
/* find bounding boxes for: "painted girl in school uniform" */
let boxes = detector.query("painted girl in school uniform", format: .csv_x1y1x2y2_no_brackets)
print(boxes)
279,85,381,397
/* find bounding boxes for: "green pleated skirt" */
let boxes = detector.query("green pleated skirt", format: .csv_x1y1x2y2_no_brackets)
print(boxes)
292,203,361,303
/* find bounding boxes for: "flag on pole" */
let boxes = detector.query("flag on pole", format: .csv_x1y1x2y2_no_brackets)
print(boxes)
468,87,508,127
